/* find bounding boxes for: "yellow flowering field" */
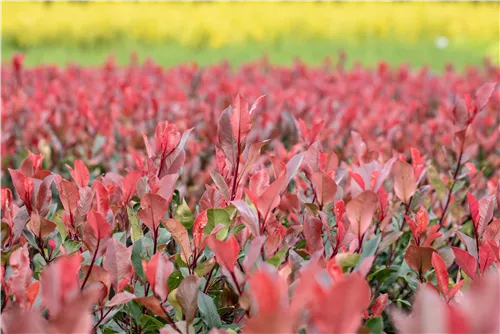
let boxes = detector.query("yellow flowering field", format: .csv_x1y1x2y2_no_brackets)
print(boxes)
2,1,498,49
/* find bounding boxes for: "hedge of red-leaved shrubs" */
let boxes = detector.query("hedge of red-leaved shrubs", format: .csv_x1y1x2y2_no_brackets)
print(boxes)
1,55,499,334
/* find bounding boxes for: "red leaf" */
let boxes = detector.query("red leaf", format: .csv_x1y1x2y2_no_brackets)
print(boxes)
448,280,465,301
405,215,420,242
416,209,428,234
145,252,174,302
467,192,480,230
392,160,417,204
478,243,495,274
135,296,167,318
87,210,111,240
248,269,286,315
122,171,141,204
66,160,90,188
242,236,266,273
477,195,495,237
311,273,371,333
231,200,259,237
106,291,136,307
452,247,477,280
163,218,192,263
218,106,238,167
474,82,497,112
41,254,82,316
103,238,132,292
303,215,324,255
207,235,240,273
249,94,266,115
230,94,251,143
138,193,168,231
92,180,109,215
57,178,80,214
29,212,56,239
404,245,436,274
371,293,388,317
256,174,287,223
176,275,200,325
346,190,378,239
311,172,338,208
192,210,209,249
8,169,27,203
431,252,449,297
484,218,500,243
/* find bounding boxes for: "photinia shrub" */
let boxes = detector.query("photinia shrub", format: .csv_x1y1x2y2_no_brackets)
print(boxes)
1,56,499,333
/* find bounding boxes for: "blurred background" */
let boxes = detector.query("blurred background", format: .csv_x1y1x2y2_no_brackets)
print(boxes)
2,1,499,71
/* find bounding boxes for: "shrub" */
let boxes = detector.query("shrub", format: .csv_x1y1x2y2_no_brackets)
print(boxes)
1,57,499,333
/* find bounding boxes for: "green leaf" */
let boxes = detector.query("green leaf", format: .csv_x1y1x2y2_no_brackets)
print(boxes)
452,180,466,194
63,239,81,255
1,222,11,247
52,210,67,241
175,199,194,229
1,244,20,265
267,248,288,267
206,209,230,240
395,299,412,307
366,317,383,334
128,205,143,242
428,166,446,199
194,259,216,277
125,301,144,325
304,203,319,216
335,253,360,269
198,292,222,329
354,234,381,271
131,238,146,281
22,229,39,250
140,314,165,333
168,270,184,291
157,227,171,244
368,267,398,282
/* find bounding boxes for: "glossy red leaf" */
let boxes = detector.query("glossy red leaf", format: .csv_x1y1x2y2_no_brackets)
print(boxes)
346,190,378,239
138,193,168,231
163,218,192,263
207,235,240,273
311,172,338,208
122,170,142,204
431,252,449,297
145,252,174,302
303,215,324,255
103,238,132,292
404,245,436,274
452,247,477,280
66,160,90,188
230,94,251,143
371,293,388,317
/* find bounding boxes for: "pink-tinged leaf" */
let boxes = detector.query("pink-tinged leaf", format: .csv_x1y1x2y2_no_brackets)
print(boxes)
1,307,48,333
371,293,388,317
57,179,80,214
210,171,229,199
160,128,193,177
478,243,495,274
270,156,286,180
106,291,136,307
311,273,371,333
237,140,269,185
391,285,450,333
207,235,240,273
103,238,132,292
218,106,238,167
163,218,192,263
231,200,259,237
392,160,417,204
448,280,465,300
249,94,266,115
135,296,167,318
156,173,179,202
431,252,449,297
248,268,287,315
242,236,266,273
286,152,304,184
26,281,40,308
486,240,500,262
405,215,420,242
373,157,397,191
303,215,324,255
311,172,338,208
176,275,200,325
483,218,500,243
477,195,495,237
35,174,54,216
138,193,168,231
9,168,27,201
66,160,90,188
122,170,141,204
404,245,436,274
192,210,209,249
497,183,500,213
87,210,112,241
351,130,367,161
377,231,403,253
256,174,287,222
80,266,111,304
467,192,480,230
84,210,111,256
41,253,82,316
92,180,109,215
452,247,477,280
29,212,56,239
230,94,251,142
457,231,478,259
453,96,468,128
349,171,365,190
12,206,30,242
145,252,174,302
474,82,497,111
346,190,378,239
416,209,428,234
142,133,155,159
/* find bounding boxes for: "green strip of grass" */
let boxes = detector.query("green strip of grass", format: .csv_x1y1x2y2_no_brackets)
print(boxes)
2,38,497,71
